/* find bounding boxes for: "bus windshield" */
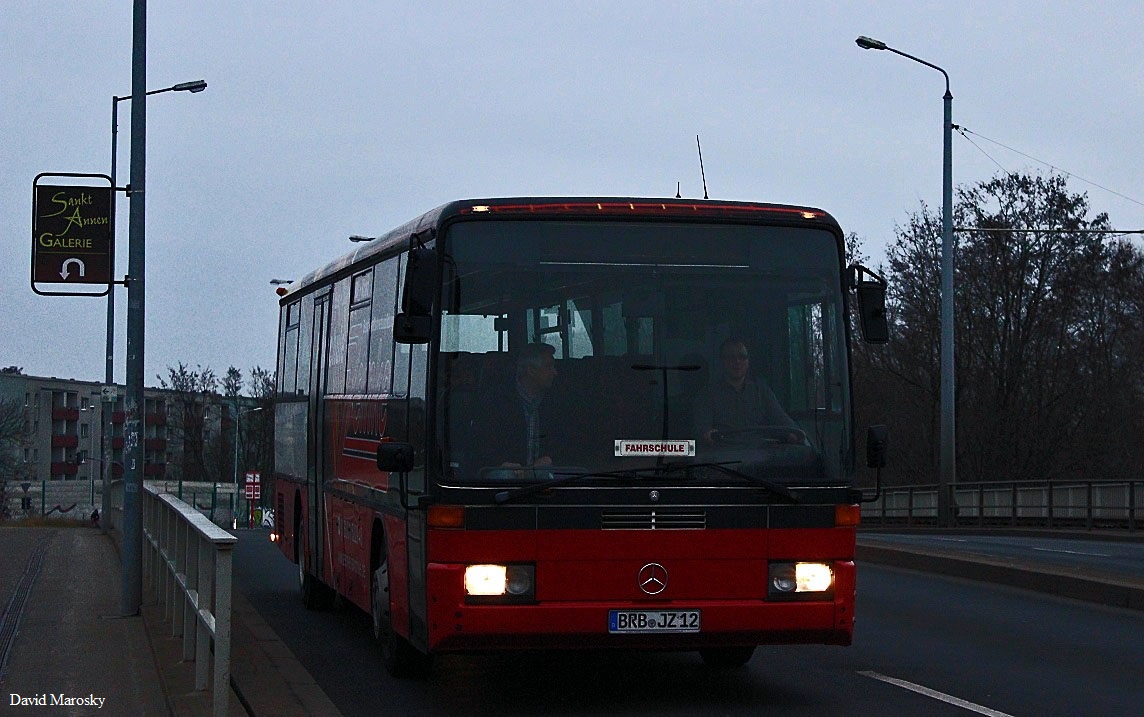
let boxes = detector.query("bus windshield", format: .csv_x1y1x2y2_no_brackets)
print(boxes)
436,219,852,490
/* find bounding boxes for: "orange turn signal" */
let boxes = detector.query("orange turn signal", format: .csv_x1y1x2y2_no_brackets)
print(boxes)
428,504,465,529
835,504,861,527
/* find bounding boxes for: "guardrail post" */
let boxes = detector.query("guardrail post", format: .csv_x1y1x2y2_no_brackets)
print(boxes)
212,544,233,717
1086,482,1094,531
1130,481,1137,532
1010,482,1018,527
977,483,984,527
1047,482,1054,529
195,538,212,689
182,523,200,660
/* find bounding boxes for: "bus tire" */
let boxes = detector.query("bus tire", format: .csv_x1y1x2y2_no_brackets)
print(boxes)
698,646,756,667
296,514,332,610
371,542,431,678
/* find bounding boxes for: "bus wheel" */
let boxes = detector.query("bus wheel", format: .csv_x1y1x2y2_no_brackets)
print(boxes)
297,523,331,610
371,554,430,678
699,646,756,667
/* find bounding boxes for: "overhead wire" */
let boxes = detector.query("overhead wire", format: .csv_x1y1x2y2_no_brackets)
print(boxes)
954,125,1144,210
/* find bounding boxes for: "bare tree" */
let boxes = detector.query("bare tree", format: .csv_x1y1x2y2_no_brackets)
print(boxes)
158,363,223,483
158,363,277,493
866,171,1144,484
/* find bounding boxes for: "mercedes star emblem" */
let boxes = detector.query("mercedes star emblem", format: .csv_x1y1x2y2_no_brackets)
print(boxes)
638,562,668,595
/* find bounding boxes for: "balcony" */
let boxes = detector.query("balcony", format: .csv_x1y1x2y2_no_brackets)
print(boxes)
112,411,125,424
145,413,167,426
51,407,80,421
111,436,125,450
144,437,168,451
50,461,80,476
51,435,79,448
144,463,167,477
111,463,124,478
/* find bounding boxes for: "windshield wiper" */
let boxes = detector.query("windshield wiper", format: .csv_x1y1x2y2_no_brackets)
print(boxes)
492,461,799,505
494,467,674,505
688,462,800,503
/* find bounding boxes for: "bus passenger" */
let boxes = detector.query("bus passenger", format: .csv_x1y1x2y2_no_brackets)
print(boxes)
473,342,560,470
693,337,802,446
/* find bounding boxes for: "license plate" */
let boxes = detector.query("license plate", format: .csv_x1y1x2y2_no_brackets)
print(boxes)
608,609,701,634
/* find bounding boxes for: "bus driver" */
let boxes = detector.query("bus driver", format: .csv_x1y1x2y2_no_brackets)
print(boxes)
693,337,803,446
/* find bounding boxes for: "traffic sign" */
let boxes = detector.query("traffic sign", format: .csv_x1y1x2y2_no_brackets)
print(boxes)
245,471,261,501
31,173,114,296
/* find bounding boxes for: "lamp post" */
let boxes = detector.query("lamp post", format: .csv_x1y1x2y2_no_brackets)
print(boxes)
110,77,207,613
233,406,263,528
349,235,376,242
856,35,955,527
80,406,98,509
109,79,206,385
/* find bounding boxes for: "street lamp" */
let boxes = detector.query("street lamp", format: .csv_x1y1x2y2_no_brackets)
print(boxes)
109,78,207,378
233,406,263,528
108,79,208,352
107,77,208,594
270,278,294,297
349,235,376,242
856,35,956,526
80,406,98,508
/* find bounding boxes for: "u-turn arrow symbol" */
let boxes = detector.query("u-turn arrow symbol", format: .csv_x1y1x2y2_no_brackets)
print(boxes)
60,257,86,280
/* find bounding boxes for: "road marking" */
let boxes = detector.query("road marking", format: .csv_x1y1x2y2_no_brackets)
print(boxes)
1031,547,1110,557
859,670,1015,717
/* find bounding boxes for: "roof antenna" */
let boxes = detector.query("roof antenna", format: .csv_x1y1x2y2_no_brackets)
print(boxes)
675,181,682,199
696,135,709,199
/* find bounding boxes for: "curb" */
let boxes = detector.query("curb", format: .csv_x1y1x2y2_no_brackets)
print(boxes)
228,589,344,716
856,542,1144,612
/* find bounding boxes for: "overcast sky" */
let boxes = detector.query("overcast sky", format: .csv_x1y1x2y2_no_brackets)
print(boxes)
4,2,1142,388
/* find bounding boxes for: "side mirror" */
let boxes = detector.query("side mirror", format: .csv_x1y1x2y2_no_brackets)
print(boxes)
849,264,889,344
394,247,438,344
394,314,433,344
866,424,888,469
377,442,416,473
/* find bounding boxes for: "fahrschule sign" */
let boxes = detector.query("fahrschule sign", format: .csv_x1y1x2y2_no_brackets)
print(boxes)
31,173,114,297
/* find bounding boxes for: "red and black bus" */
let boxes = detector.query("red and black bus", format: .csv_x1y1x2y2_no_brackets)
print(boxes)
272,197,887,675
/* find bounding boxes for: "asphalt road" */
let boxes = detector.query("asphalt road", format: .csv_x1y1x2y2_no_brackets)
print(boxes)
234,530,1144,716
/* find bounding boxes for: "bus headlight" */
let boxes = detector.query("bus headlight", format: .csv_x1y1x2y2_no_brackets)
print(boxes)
464,564,535,603
768,562,834,599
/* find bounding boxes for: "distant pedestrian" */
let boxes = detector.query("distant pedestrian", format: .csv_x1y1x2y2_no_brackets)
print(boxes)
90,508,100,528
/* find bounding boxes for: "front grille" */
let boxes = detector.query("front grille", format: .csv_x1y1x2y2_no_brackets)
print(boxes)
600,508,706,530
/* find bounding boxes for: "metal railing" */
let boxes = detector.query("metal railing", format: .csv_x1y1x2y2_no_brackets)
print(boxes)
142,484,237,717
863,479,1142,531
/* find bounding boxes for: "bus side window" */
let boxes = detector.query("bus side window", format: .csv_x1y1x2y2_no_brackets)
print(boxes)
368,257,399,394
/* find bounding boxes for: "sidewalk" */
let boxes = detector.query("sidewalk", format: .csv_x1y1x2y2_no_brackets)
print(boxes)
0,524,340,717
0,525,167,715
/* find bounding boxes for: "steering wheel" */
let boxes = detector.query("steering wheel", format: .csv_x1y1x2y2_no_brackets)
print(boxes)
710,425,807,446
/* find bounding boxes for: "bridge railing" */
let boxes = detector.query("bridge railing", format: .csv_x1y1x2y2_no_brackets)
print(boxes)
862,479,1142,531
142,483,237,717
